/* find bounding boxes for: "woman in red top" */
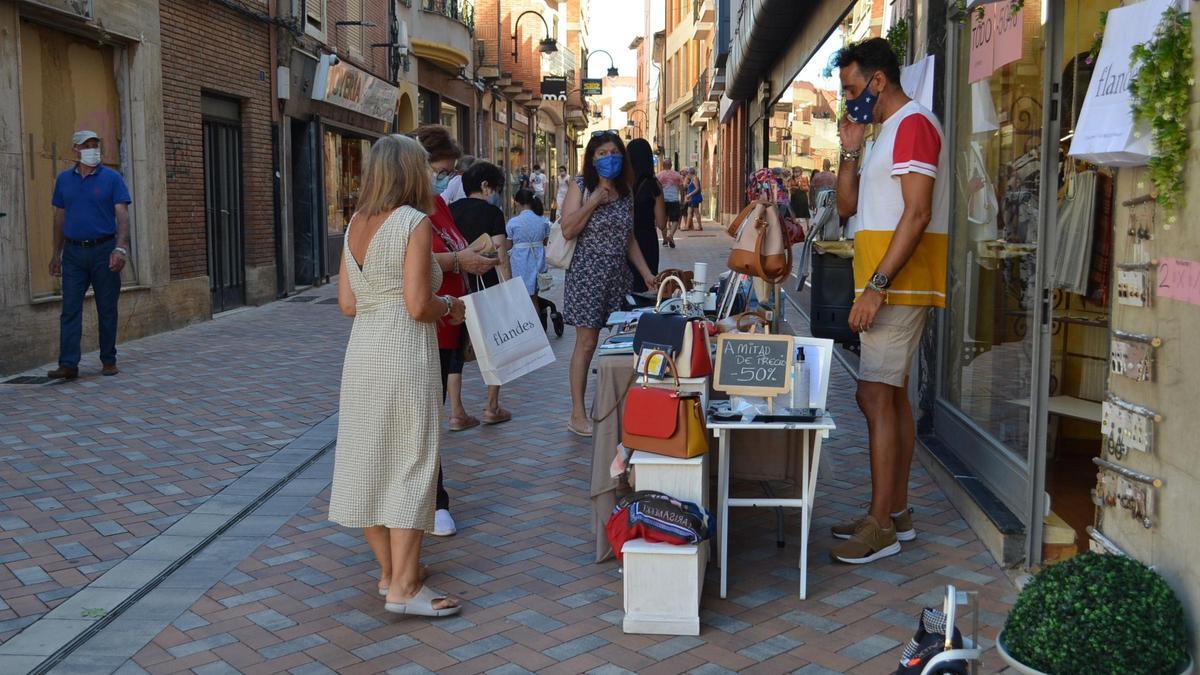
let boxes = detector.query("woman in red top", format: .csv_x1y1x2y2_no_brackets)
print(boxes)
410,125,497,538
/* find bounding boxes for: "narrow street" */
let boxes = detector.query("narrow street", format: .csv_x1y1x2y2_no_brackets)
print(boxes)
2,230,1016,674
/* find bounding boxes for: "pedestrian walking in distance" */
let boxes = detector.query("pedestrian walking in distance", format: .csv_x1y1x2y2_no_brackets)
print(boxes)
47,130,132,380
330,134,464,617
828,37,950,565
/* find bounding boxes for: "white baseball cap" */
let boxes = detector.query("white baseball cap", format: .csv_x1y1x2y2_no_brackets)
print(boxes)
72,130,100,145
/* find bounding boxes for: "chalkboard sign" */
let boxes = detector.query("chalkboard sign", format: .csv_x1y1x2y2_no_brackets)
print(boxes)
713,333,794,396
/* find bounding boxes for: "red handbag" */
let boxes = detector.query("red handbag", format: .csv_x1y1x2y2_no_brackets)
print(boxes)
622,352,708,459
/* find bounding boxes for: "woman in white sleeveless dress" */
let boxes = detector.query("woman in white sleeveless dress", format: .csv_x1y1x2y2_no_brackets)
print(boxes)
330,135,464,617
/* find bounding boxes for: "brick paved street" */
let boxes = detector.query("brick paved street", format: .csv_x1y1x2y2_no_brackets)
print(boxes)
2,228,1017,674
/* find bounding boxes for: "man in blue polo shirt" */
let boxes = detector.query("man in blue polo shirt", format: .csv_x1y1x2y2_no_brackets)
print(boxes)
47,130,132,380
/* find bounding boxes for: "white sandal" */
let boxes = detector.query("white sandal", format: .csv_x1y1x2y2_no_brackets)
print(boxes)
384,585,460,617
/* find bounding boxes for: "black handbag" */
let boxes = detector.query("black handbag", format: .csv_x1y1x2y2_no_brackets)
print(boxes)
632,275,690,361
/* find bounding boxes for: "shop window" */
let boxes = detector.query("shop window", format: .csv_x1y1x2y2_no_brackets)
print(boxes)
418,89,440,126
941,1,1048,458
19,21,134,299
323,131,372,237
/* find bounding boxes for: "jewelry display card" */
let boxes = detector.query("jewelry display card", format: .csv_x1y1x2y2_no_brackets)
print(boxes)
1101,400,1155,457
1110,339,1154,382
1092,469,1157,529
1116,269,1151,307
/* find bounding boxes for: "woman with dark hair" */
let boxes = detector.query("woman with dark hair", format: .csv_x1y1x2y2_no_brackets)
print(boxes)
507,188,550,308
626,139,665,291
449,160,512,427
408,125,496,537
558,131,658,437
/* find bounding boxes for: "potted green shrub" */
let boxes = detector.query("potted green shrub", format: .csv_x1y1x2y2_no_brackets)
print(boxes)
998,552,1192,675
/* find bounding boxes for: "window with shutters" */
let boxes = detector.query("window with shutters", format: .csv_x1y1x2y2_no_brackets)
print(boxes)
306,0,327,40
345,0,365,59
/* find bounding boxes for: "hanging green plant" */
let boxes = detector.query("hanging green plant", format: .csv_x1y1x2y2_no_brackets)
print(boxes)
1129,6,1192,211
886,18,909,64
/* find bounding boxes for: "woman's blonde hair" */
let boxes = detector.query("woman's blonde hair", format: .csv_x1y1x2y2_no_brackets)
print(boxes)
356,134,434,216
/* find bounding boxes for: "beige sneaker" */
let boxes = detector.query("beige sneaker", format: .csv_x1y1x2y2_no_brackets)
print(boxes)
831,515,901,564
832,508,915,542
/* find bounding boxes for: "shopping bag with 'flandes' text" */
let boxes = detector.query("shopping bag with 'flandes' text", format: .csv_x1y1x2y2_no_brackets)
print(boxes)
462,277,556,385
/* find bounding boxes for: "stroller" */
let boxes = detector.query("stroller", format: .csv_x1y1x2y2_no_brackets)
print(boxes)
536,296,564,337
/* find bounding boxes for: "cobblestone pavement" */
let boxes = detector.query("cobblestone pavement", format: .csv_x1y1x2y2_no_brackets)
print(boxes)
0,292,352,644
2,227,1017,674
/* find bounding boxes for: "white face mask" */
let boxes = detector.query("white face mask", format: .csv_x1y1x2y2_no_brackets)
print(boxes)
79,148,102,167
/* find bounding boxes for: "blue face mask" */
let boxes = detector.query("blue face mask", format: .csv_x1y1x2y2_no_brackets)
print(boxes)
594,154,624,179
845,72,880,124
433,175,451,194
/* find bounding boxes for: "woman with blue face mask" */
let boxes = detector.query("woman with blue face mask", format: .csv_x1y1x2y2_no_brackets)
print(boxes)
557,131,658,438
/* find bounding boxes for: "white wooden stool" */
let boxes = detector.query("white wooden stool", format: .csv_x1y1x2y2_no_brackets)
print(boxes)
621,539,707,636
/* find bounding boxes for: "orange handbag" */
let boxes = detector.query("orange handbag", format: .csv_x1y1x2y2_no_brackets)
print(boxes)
727,202,792,283
621,352,708,459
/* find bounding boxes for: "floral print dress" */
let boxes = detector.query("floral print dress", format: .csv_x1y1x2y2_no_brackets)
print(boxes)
563,177,634,329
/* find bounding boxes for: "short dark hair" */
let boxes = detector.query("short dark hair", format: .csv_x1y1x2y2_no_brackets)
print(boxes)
409,125,462,162
514,188,536,205
558,165,567,172
581,131,633,197
529,196,544,217
462,161,505,195
533,164,541,171
832,37,901,87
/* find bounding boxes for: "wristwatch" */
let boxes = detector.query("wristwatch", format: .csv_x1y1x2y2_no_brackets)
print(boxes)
841,148,862,162
865,271,890,298
114,246,129,258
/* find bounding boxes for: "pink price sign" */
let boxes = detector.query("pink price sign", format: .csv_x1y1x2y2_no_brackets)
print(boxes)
1156,257,1200,306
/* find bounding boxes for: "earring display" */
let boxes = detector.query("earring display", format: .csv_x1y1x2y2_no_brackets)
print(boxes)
1115,265,1153,307
1092,456,1164,530
1109,331,1161,383
1101,395,1161,458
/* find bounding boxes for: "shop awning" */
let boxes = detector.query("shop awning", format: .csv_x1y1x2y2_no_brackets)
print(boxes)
724,0,853,102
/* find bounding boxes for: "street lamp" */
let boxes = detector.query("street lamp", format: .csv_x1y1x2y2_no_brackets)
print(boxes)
624,108,647,140
585,50,619,78
512,10,557,62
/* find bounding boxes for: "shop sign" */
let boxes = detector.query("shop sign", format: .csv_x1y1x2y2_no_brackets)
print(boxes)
1156,257,1200,307
582,78,604,96
541,77,567,101
311,55,398,122
494,108,508,124
515,111,529,126
968,4,1023,83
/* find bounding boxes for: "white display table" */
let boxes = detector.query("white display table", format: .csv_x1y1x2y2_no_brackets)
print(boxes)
709,415,836,600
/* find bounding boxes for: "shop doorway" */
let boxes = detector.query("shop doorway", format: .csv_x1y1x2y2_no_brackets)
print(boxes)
935,0,1125,565
202,97,246,312
290,119,322,288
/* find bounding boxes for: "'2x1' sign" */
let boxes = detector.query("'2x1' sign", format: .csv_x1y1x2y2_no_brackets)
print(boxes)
713,333,794,397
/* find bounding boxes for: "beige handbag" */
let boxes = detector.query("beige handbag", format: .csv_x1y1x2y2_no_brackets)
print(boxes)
727,202,792,283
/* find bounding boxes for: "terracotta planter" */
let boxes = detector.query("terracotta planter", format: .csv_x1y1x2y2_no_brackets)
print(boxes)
997,631,1194,675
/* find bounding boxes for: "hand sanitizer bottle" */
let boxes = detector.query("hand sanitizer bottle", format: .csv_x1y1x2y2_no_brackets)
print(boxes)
793,347,811,410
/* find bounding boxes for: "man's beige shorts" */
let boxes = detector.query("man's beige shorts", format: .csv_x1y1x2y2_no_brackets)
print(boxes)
858,305,929,387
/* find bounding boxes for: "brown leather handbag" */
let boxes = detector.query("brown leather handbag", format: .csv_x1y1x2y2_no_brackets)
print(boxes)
727,201,792,283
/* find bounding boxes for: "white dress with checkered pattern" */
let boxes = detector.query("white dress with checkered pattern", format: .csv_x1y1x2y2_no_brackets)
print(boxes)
329,206,441,531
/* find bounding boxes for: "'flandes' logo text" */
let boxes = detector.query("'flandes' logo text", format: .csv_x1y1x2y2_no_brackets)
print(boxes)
492,320,538,346
1093,59,1141,100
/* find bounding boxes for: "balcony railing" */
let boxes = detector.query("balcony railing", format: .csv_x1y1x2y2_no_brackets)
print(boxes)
692,69,708,109
421,0,475,34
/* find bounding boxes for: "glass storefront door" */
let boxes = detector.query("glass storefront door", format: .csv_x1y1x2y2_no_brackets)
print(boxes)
937,0,1125,552
938,0,1051,518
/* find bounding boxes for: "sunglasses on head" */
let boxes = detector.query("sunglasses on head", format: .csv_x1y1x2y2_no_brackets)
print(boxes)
591,129,620,138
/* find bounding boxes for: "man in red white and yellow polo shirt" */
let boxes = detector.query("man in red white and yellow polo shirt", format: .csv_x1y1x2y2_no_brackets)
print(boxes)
830,38,949,565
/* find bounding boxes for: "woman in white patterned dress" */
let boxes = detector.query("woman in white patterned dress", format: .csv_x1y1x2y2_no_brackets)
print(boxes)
330,134,464,617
